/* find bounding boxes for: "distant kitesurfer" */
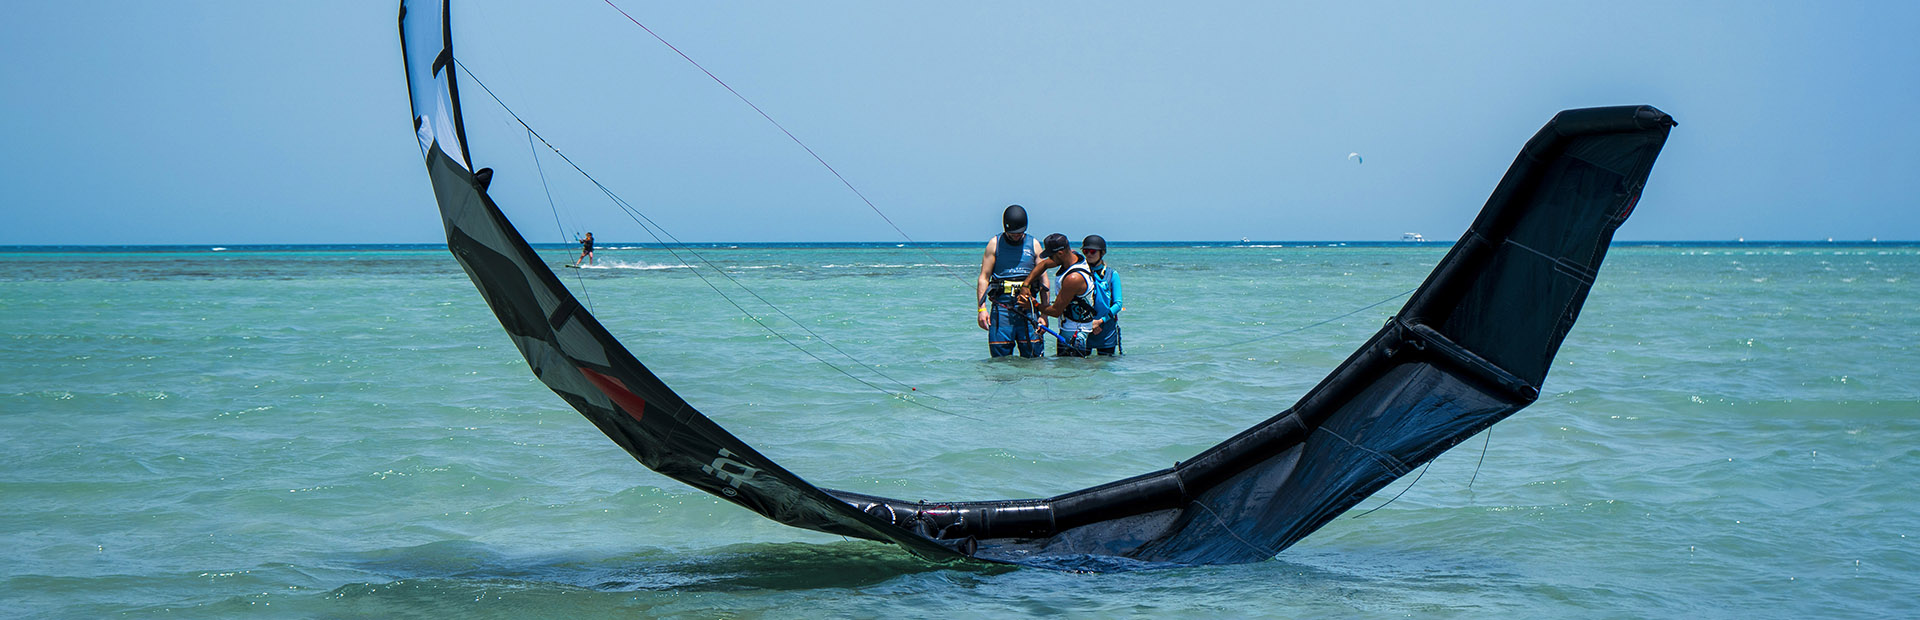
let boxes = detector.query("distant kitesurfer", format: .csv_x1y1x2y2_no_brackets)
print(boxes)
1022,233,1099,357
977,205,1046,358
575,232,595,266
1082,235,1122,356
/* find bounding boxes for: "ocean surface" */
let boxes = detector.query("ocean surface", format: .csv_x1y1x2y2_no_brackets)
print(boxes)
2,242,1915,618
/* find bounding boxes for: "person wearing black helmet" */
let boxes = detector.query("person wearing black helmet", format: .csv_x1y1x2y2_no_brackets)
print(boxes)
1080,234,1123,355
1020,232,1099,356
976,205,1047,357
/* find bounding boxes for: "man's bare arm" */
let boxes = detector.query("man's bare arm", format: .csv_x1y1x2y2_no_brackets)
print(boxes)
1039,272,1088,317
977,237,998,303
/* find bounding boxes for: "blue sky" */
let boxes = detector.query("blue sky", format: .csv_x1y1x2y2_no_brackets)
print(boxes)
2,1,1914,245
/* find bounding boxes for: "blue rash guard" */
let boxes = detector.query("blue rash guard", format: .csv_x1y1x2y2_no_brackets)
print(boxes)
985,234,1044,358
1089,263,1122,354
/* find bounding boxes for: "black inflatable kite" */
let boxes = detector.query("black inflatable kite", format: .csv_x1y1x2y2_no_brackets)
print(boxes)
400,0,1674,571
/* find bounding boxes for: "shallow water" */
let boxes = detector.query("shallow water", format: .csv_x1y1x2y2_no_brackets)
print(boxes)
2,243,1916,617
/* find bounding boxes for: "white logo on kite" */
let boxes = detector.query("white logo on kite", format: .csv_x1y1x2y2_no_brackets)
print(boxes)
702,448,760,496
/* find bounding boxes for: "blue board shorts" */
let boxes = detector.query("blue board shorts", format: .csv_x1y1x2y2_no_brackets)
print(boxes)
987,299,1043,358
1090,323,1121,355
1057,320,1096,357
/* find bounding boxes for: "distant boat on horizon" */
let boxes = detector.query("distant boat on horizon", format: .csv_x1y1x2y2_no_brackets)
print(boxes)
1403,232,1425,242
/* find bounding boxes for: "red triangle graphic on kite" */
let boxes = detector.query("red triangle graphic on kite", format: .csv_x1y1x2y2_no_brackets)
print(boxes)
579,367,647,423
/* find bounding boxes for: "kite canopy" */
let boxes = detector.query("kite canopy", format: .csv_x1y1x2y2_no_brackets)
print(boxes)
399,0,1673,570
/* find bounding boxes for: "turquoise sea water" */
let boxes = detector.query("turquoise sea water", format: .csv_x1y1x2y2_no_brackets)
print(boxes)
2,242,1916,617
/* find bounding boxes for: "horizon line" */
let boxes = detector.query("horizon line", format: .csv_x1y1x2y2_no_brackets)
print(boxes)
3,239,1916,250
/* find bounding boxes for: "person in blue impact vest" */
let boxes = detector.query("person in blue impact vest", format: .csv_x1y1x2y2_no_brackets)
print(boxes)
976,205,1047,357
1080,234,1123,355
1021,233,1100,357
